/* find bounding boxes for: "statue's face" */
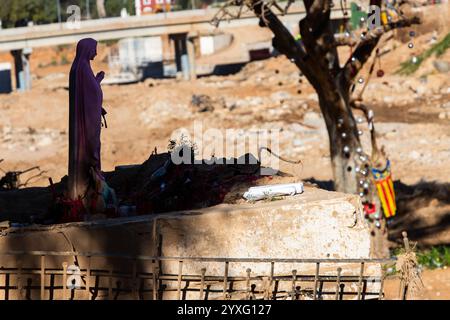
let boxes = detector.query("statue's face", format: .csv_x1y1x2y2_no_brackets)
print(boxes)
90,48,97,61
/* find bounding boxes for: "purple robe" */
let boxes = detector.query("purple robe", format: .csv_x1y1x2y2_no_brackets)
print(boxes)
68,38,104,201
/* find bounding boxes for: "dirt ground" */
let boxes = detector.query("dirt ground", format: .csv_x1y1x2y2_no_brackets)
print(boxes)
0,4,449,299
384,267,450,300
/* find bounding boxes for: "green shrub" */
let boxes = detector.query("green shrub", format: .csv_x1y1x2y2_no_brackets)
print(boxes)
417,246,450,269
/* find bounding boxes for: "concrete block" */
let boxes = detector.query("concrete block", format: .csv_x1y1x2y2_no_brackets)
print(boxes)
0,187,380,300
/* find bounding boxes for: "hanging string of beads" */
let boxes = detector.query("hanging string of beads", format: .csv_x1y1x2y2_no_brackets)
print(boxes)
339,110,382,227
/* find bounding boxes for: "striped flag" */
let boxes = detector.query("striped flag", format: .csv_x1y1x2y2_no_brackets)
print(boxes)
371,159,397,218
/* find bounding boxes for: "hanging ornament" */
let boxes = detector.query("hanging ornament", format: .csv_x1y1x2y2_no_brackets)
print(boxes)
356,147,362,153
363,182,369,189
359,192,364,197
358,130,363,136
363,202,376,217
409,30,416,37
356,117,363,123
412,56,418,64
343,146,350,153
355,166,361,173
375,221,381,228
358,77,364,84
359,155,367,162
375,50,384,78
408,43,414,49
341,132,347,138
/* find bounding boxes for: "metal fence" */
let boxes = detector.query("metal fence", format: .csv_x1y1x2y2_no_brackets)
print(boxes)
0,250,399,300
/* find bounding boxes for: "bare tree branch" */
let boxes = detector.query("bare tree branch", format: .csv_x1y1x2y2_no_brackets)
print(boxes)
342,15,421,85
243,0,324,85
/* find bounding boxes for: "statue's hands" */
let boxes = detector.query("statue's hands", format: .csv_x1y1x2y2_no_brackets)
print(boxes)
96,71,105,83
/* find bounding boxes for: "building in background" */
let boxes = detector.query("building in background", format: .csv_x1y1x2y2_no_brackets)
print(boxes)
135,0,173,15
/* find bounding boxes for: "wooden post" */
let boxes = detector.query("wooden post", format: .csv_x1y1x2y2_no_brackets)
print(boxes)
62,262,68,300
402,231,410,251
399,231,410,300
40,255,45,300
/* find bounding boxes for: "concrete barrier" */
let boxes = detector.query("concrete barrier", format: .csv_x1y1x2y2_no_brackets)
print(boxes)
0,186,382,299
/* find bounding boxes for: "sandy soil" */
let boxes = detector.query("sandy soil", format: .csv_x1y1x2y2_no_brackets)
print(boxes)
385,267,450,300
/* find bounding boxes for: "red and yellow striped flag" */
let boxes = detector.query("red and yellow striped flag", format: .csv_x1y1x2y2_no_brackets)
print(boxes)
371,160,396,218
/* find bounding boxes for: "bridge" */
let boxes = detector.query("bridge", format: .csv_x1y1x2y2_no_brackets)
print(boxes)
0,4,348,52
0,4,349,91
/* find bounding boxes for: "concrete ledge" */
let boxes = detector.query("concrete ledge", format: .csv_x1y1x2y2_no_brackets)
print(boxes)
0,186,381,299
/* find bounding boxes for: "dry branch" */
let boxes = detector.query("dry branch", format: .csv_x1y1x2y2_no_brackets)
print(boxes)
343,15,421,84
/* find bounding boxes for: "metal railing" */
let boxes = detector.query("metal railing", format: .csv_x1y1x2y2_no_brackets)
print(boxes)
0,250,398,300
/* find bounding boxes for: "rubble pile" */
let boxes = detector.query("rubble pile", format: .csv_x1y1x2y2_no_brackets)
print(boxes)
106,151,262,215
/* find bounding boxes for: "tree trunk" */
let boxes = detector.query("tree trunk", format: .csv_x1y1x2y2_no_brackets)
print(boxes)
96,0,106,18
317,93,359,194
317,90,389,258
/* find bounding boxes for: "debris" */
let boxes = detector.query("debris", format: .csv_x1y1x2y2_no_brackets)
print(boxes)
243,182,304,201
0,163,45,190
433,60,450,73
270,91,291,102
190,94,225,112
0,220,10,230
